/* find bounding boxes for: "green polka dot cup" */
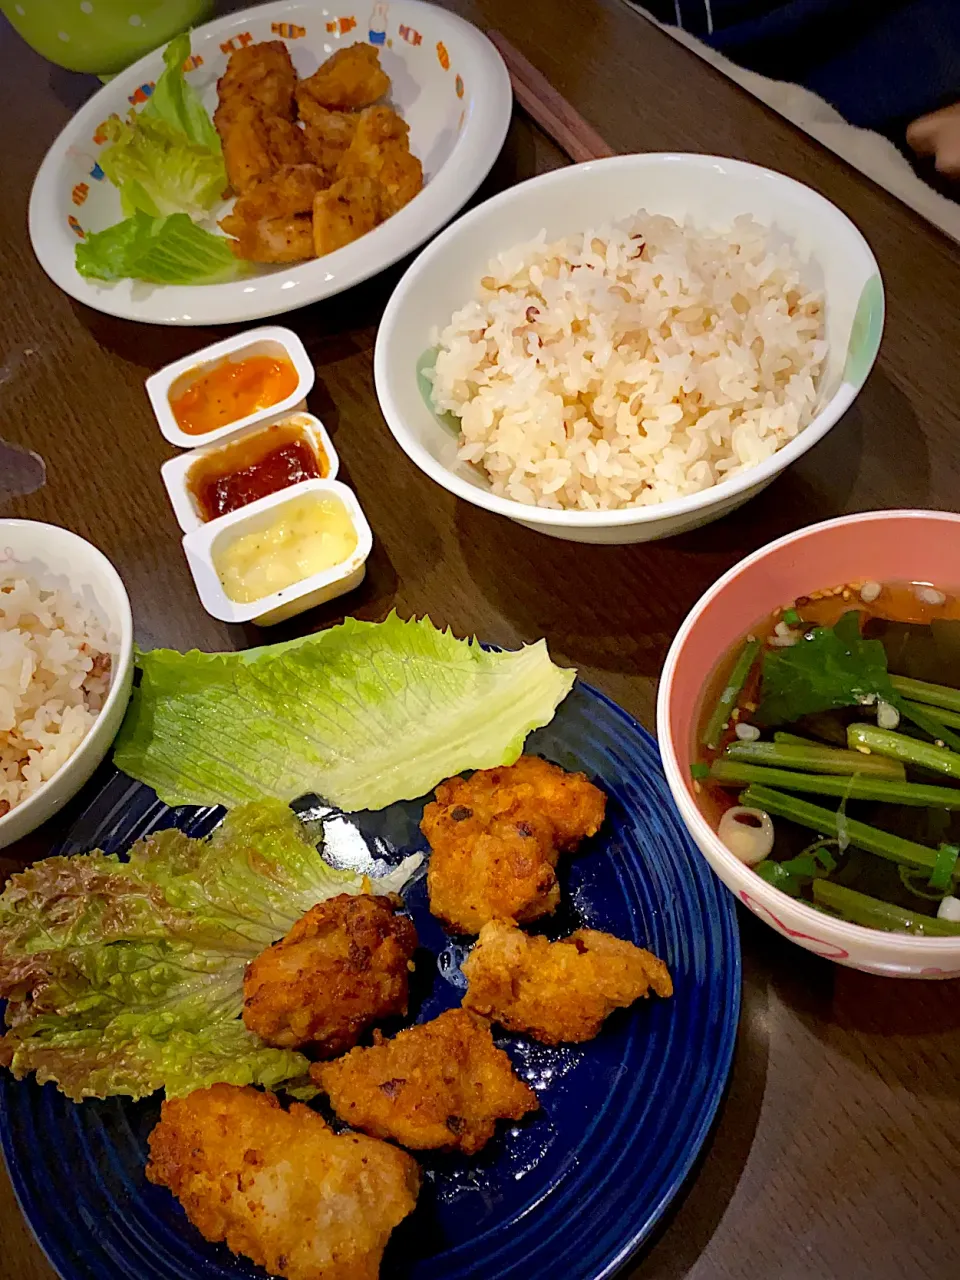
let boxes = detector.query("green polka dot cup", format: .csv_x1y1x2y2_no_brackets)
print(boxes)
1,0,214,77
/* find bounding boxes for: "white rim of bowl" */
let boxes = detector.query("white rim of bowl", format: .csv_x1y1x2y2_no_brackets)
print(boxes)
375,153,883,528
0,520,134,834
656,508,960,952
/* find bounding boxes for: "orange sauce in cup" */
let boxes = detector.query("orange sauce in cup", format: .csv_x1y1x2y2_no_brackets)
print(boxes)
170,355,299,436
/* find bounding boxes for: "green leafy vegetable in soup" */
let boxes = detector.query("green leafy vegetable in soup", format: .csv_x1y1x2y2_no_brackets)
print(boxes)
756,610,895,725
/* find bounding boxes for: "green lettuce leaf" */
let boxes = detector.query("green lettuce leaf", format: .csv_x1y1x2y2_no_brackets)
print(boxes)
143,32,221,154
97,33,223,219
113,613,576,812
99,113,225,219
75,212,242,285
0,800,411,1101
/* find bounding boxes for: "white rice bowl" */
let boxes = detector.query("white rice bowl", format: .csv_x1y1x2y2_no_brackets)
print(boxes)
428,212,826,512
0,573,113,817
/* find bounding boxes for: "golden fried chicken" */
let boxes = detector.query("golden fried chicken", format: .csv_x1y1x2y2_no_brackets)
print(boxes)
223,214,314,263
423,757,607,935
146,1084,420,1280
220,162,329,262
462,919,673,1045
299,101,359,181
313,1008,538,1155
226,162,329,220
313,176,382,255
296,43,390,112
338,106,423,217
310,106,422,255
426,808,560,935
215,40,298,135
220,105,310,193
242,894,418,1056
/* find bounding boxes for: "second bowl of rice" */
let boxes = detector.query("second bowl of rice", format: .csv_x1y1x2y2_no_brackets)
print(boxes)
0,520,133,849
374,154,883,544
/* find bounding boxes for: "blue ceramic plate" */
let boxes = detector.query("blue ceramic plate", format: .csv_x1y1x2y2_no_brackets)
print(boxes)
0,681,740,1280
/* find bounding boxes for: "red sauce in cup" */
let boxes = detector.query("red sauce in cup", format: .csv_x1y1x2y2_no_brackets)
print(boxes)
186,422,327,521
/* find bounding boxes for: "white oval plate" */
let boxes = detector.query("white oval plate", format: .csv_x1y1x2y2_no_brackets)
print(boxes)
28,0,512,326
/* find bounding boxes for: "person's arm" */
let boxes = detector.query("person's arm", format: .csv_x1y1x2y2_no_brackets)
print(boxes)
907,103,960,177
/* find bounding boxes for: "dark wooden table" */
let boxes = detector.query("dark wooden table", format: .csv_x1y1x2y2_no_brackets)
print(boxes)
2,1,959,1277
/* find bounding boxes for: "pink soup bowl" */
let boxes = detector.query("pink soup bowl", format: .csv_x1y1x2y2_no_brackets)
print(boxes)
656,509,960,979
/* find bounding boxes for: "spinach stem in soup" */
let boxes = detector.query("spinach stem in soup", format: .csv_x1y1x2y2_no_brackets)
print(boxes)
847,724,960,781
723,740,906,779
900,699,960,731
700,638,760,750
773,731,820,747
891,674,960,715
711,760,960,808
895,699,960,753
739,784,959,881
813,880,960,936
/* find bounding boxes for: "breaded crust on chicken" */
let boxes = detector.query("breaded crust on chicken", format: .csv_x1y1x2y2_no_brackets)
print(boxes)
242,893,418,1056
214,40,298,135
296,43,390,112
146,1083,420,1280
313,1008,538,1155
422,757,607,935
220,105,310,193
463,918,673,1045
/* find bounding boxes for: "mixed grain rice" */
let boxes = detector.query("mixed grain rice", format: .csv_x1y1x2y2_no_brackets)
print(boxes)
428,212,826,511
0,573,112,816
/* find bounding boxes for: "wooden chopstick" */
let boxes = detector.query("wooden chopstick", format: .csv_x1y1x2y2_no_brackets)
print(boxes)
487,30,616,164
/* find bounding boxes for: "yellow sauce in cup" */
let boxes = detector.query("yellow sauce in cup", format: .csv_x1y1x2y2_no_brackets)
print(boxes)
214,493,358,603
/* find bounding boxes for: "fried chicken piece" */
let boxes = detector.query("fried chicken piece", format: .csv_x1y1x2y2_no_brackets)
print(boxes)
226,162,329,220
425,807,560,935
299,100,359,182
243,893,418,1056
314,1008,538,1155
296,43,390,112
220,105,311,193
432,756,607,852
146,1084,420,1280
338,106,423,217
310,107,423,255
462,919,673,1045
214,40,298,136
221,163,328,263
423,757,607,935
222,214,315,263
312,176,382,256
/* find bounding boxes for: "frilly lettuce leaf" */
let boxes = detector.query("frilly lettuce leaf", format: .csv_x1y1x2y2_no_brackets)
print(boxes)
113,613,576,813
99,113,226,219
0,800,415,1101
98,32,223,219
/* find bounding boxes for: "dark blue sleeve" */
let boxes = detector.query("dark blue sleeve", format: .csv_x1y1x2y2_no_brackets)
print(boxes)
639,0,960,134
